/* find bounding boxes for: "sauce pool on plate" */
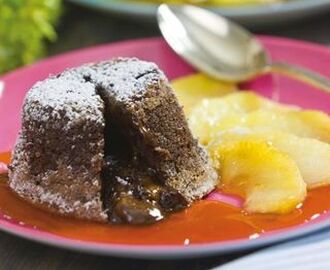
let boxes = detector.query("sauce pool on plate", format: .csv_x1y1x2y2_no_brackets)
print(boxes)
1,151,330,245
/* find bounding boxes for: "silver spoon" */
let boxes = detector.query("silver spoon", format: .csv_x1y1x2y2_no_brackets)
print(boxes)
157,4,330,92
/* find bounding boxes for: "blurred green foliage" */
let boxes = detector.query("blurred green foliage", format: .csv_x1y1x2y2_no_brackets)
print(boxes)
0,0,62,74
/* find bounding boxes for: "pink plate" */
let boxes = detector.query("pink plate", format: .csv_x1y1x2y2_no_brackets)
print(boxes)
0,37,329,259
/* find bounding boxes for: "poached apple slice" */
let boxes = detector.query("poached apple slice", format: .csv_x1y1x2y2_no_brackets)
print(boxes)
208,139,306,214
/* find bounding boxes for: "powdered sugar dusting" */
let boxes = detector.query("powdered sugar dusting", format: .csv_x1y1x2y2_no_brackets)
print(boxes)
72,58,167,101
24,77,104,129
97,58,167,101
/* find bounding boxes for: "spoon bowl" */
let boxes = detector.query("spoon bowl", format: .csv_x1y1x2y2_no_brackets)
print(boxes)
157,4,330,92
158,4,269,81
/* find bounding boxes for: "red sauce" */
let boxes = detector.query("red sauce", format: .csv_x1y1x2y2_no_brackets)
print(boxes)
1,151,330,245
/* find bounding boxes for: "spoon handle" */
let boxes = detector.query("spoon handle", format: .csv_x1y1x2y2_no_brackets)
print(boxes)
269,62,330,93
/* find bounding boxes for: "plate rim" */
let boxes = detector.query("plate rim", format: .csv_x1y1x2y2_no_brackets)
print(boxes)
1,216,330,259
0,36,330,259
68,0,330,21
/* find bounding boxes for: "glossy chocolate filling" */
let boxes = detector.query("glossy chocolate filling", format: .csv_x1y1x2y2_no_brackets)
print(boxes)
97,85,188,225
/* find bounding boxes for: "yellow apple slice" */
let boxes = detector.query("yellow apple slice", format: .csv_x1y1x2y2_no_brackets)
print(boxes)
171,73,237,115
210,130,330,189
210,109,330,143
189,92,296,144
208,139,306,214
268,133,330,189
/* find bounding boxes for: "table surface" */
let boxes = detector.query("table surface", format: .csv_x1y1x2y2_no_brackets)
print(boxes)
1,3,330,270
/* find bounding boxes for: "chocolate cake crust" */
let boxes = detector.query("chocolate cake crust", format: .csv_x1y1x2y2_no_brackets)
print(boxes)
9,77,106,221
9,58,217,224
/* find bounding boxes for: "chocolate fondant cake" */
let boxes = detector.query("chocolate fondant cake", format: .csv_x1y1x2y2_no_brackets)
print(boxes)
9,58,217,224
